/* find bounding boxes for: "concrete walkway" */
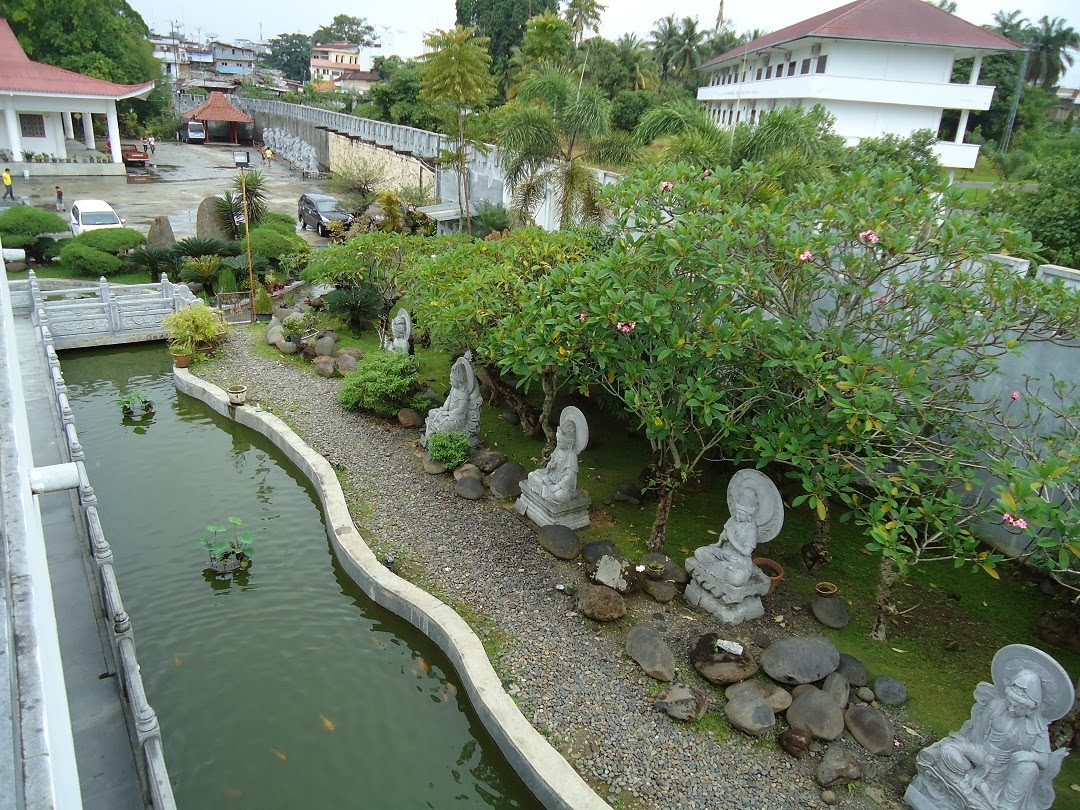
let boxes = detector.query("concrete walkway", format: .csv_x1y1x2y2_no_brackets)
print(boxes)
13,314,144,810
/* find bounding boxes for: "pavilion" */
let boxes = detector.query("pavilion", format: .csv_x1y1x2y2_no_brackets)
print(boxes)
181,92,254,144
0,19,156,167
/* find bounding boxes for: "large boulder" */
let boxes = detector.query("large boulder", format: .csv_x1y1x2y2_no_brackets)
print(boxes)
335,352,358,376
823,672,850,709
314,335,337,357
454,477,485,500
453,463,484,482
836,653,868,687
422,453,446,475
472,448,508,473
654,684,708,722
488,461,526,498
537,524,580,560
313,356,337,378
690,634,759,685
196,197,231,240
146,215,175,248
725,692,775,737
266,319,284,345
786,686,845,741
582,540,618,564
578,584,625,622
639,552,689,585
760,636,840,685
625,625,676,682
275,339,299,354
397,408,423,428
816,745,867,788
591,554,643,594
873,675,907,705
725,680,791,712
845,704,895,755
337,346,365,361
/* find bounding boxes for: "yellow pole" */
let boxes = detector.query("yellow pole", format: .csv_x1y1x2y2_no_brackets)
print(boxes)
240,165,255,323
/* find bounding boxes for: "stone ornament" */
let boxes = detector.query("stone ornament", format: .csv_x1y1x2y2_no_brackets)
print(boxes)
383,308,411,353
422,354,482,448
905,643,1074,810
684,469,783,624
515,407,591,530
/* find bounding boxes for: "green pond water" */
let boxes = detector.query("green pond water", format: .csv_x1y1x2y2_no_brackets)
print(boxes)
60,344,542,810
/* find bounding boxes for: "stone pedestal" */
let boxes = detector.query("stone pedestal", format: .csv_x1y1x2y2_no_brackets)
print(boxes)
683,566,771,624
514,481,591,530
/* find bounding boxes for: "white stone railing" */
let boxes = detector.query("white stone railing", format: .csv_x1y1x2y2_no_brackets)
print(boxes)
28,272,198,350
32,298,177,810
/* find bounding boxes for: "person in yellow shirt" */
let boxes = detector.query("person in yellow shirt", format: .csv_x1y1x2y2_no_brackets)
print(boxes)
2,168,13,200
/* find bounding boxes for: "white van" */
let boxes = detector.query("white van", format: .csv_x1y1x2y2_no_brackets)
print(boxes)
69,200,123,235
179,121,206,143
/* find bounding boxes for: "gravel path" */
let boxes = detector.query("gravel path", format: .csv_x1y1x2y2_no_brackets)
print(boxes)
200,330,890,810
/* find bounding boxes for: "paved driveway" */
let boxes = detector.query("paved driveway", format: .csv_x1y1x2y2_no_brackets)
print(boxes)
14,142,331,245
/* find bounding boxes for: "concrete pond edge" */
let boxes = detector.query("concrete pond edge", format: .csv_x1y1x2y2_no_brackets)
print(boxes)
173,368,606,810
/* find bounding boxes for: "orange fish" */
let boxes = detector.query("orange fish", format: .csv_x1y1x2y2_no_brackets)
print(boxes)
441,692,449,702
224,785,243,799
446,682,457,696
173,655,182,668
420,659,430,673
320,714,336,732
271,748,287,762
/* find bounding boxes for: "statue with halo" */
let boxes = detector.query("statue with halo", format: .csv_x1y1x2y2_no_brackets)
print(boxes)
515,407,591,529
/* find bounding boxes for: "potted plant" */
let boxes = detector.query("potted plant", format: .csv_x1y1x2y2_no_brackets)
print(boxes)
170,338,194,368
162,304,229,366
227,385,247,406
199,516,255,574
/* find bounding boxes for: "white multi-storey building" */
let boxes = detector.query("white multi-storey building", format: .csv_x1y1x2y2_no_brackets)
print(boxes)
696,0,1022,170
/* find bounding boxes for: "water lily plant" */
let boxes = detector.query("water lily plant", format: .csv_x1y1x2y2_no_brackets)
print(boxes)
199,516,255,573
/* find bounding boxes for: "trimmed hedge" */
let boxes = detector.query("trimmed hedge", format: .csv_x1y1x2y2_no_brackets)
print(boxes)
70,227,146,255
338,351,421,417
58,242,122,277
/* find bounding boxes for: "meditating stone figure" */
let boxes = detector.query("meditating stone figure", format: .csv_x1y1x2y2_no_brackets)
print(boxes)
422,354,482,448
905,644,1073,810
383,308,411,353
515,407,591,529
683,469,783,624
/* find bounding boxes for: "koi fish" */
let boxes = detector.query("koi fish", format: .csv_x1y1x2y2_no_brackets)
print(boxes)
446,682,457,697
419,659,430,673
271,748,287,762
441,692,449,702
320,714,336,732
224,785,243,799
173,655,182,668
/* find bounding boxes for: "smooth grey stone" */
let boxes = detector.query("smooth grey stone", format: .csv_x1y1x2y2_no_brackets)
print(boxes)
537,524,581,560
725,692,775,737
472,448,508,473
691,633,759,685
812,592,850,629
488,461,526,498
453,463,483,481
422,453,446,475
275,338,298,354
761,636,840,685
725,679,791,712
654,683,708,722
639,552,689,584
816,745,866,788
266,323,284,345
397,408,423,428
873,675,907,705
314,335,336,357
334,353,357,376
454,476,485,500
821,789,840,805
582,540,618,564
501,408,520,425
823,672,850,709
856,686,876,703
578,584,625,622
837,653,868,687
787,686,845,741
613,485,642,505
625,625,676,682
313,356,336,377
644,578,678,603
845,704,895,755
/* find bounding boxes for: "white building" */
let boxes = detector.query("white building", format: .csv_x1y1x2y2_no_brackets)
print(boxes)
309,41,381,83
696,0,1023,170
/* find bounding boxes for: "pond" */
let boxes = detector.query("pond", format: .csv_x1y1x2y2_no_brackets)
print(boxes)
61,343,542,810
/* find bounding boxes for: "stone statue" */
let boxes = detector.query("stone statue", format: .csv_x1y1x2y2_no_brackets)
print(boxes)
683,469,783,623
383,308,411,353
906,644,1074,810
422,354,482,448
515,407,591,529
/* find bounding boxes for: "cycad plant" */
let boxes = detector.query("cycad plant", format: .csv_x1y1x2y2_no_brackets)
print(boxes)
125,245,182,282
180,255,223,298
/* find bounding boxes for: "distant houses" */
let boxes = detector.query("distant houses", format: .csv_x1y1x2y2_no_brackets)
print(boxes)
309,41,380,93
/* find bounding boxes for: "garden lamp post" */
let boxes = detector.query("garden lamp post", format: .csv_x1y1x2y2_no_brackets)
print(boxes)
233,150,256,323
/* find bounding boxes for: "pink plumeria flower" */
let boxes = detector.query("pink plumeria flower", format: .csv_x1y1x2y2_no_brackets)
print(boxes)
860,230,880,244
660,181,674,191
799,250,814,262
1002,513,1013,522
1011,391,1021,401
616,321,637,334
1015,518,1028,529
579,311,588,323
875,296,886,305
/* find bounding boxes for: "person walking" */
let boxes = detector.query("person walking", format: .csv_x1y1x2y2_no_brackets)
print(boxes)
55,185,63,211
264,147,273,165
2,168,13,200
147,135,155,155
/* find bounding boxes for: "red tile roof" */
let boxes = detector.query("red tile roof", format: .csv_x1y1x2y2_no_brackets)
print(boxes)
702,0,1022,69
0,19,156,98
181,92,254,124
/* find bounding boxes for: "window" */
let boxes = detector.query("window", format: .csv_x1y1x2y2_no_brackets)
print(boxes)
755,68,762,80
800,58,811,74
19,114,45,139
788,62,796,76
815,55,828,73
766,66,772,79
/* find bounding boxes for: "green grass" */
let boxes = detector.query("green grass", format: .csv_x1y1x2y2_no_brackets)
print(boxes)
956,187,991,207
955,153,1002,183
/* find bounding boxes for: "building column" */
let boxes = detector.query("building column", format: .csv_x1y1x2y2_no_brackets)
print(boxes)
3,101,23,161
969,55,983,86
105,101,121,164
51,113,68,159
82,113,96,149
954,55,984,144
62,111,75,140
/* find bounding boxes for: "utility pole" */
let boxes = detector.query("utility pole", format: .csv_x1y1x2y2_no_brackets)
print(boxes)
1000,48,1030,152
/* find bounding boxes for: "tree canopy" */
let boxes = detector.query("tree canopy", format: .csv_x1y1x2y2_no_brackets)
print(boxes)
313,14,377,46
263,33,312,82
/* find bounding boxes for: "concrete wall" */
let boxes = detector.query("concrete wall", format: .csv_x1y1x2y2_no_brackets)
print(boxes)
327,133,434,197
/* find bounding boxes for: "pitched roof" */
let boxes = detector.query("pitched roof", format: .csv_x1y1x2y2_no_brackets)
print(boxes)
181,92,254,123
0,18,156,98
702,0,1022,69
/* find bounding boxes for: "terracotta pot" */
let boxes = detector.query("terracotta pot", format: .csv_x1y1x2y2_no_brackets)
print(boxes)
815,581,838,598
172,353,192,369
753,557,785,596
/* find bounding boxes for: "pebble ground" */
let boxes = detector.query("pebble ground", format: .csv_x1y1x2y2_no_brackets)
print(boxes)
201,330,890,810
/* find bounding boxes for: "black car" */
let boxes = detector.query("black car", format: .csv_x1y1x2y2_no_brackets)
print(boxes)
298,193,353,237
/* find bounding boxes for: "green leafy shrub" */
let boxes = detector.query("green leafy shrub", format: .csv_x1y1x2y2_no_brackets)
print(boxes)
58,242,122,277
338,351,420,416
172,237,240,259
70,227,146,255
217,262,239,293
0,206,68,237
126,245,182,282
162,304,229,355
324,283,381,331
425,430,471,469
260,212,298,235
245,226,310,265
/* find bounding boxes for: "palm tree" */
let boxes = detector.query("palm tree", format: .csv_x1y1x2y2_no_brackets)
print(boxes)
562,0,607,47
669,17,707,79
701,25,747,62
650,15,681,80
495,67,636,227
991,9,1030,42
420,26,496,235
1025,16,1079,89
616,34,659,90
